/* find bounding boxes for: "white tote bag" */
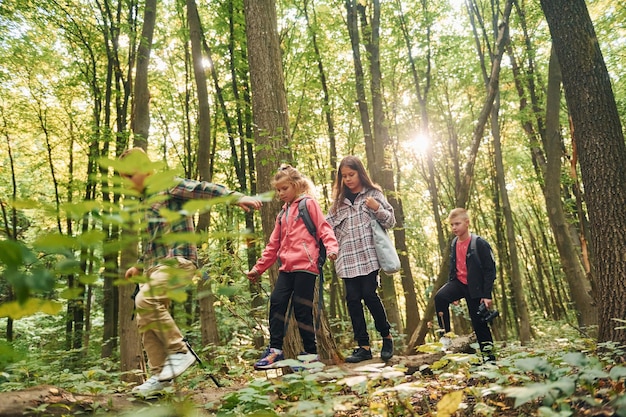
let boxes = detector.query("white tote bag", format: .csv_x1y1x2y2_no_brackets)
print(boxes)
371,216,401,274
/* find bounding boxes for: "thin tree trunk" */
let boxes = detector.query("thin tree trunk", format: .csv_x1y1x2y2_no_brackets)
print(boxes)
492,98,532,344
354,0,404,336
120,0,156,380
131,0,156,148
186,0,220,346
543,48,598,330
406,0,513,353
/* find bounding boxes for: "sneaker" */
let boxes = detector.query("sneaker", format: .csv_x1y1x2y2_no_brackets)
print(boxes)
132,375,172,395
158,350,196,381
439,336,453,351
254,347,284,370
381,338,394,361
345,347,373,363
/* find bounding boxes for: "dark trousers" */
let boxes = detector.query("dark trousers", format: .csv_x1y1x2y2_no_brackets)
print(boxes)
268,271,317,354
434,279,493,349
344,270,391,347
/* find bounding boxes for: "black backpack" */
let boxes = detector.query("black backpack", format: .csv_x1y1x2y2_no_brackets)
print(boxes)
278,197,327,270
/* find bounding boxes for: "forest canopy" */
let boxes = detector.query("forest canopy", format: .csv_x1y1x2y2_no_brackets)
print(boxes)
1,0,626,415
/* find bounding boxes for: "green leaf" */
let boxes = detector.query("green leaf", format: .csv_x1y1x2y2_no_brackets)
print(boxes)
504,378,576,408
33,233,78,252
0,240,29,268
79,229,107,246
578,368,609,382
60,288,85,300
0,299,63,319
561,352,588,367
144,171,179,194
514,357,552,375
216,285,239,297
609,365,626,380
166,288,188,303
158,231,201,246
24,267,56,292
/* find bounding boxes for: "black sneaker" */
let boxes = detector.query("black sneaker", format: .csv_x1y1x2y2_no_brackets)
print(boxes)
381,338,394,361
345,347,373,363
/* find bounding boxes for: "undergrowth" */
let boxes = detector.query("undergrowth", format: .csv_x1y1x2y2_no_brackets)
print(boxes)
1,320,626,416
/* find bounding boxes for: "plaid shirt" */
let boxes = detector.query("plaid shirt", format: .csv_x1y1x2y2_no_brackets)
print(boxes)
326,187,395,279
139,178,242,270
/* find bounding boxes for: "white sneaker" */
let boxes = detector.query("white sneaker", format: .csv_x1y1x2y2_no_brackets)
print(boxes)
158,350,196,381
132,376,171,395
440,336,452,351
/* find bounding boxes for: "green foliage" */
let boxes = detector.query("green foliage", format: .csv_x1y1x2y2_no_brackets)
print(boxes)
218,379,278,415
499,345,626,416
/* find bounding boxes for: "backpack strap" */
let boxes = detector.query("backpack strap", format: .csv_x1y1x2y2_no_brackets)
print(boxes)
297,197,317,237
451,233,482,269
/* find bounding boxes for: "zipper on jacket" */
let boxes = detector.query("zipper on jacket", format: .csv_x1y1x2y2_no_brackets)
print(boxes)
302,242,314,265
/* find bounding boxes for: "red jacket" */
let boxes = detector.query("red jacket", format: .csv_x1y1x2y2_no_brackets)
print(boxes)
253,195,338,275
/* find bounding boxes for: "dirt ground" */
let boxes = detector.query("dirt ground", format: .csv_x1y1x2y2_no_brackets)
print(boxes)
0,383,244,416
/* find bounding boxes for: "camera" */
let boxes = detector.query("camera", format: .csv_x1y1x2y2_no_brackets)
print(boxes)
477,302,499,324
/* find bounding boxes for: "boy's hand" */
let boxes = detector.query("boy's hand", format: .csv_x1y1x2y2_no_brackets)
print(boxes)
246,269,260,283
481,298,493,309
237,196,263,212
125,266,140,279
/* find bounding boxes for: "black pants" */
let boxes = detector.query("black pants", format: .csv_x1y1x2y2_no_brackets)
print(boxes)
344,270,391,347
268,271,317,354
434,279,493,349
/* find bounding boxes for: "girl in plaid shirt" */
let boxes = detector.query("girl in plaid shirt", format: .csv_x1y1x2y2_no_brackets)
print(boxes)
326,156,395,363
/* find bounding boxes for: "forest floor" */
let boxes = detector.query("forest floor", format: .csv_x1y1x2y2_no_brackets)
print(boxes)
0,350,530,417
0,334,619,417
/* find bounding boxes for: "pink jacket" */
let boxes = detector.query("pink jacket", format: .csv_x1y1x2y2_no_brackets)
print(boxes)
253,195,338,275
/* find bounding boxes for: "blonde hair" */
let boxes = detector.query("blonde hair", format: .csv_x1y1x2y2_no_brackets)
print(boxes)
448,207,470,222
118,147,153,176
272,164,314,196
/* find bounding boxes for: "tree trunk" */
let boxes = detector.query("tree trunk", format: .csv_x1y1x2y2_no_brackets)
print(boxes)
492,97,532,344
244,0,341,360
345,0,374,168
119,250,145,384
119,0,156,379
543,47,598,330
130,0,156,148
186,0,220,347
406,0,513,353
540,0,626,345
353,0,404,336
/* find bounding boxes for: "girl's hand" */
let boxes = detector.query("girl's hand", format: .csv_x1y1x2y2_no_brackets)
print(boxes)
246,269,260,283
328,252,338,261
365,196,380,211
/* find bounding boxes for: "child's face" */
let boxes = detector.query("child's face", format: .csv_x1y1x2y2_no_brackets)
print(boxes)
340,166,362,193
122,171,150,192
275,179,298,204
449,216,470,237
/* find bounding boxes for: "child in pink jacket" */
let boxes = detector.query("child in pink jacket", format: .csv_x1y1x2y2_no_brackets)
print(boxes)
246,164,338,369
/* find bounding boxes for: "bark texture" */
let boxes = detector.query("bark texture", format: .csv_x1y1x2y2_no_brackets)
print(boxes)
540,0,626,344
